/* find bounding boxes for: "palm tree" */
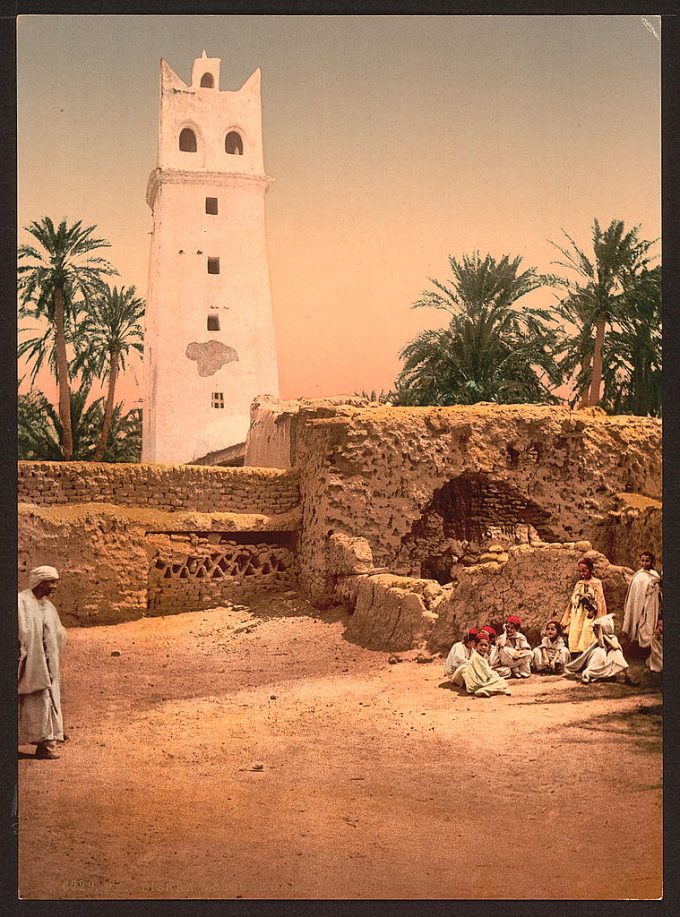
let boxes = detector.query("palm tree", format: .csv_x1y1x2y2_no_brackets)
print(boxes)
601,266,661,416
18,386,142,462
550,219,656,407
18,218,117,458
74,284,145,461
19,384,102,461
393,252,563,406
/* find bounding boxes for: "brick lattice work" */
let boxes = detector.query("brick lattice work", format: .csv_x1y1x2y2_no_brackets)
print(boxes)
147,533,297,614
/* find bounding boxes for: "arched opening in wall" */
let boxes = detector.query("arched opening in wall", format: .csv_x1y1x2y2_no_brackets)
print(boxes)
225,131,243,155
179,128,197,152
395,473,556,585
200,73,214,88
207,314,220,332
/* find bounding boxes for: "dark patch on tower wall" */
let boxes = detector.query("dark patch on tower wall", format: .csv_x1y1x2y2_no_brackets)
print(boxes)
185,340,239,376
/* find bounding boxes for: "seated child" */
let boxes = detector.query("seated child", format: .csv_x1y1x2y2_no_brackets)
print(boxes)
565,611,635,684
495,614,533,678
444,627,477,676
479,625,499,668
646,617,663,673
532,620,571,674
450,631,511,697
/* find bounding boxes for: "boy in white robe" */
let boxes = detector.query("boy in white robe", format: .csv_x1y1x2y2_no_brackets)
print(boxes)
495,615,533,678
479,625,500,668
533,620,571,674
18,566,68,759
451,632,511,697
565,612,634,685
622,551,661,650
444,628,477,676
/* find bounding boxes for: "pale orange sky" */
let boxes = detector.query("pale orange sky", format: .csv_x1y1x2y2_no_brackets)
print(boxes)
18,14,661,406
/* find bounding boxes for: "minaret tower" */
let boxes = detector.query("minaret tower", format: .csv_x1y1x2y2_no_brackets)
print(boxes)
142,52,279,463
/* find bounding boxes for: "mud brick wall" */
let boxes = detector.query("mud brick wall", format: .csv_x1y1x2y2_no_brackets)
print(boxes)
18,461,299,515
147,533,297,614
18,504,149,626
285,403,660,606
591,494,662,569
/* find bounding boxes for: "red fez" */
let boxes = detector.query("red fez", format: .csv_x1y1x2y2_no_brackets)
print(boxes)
506,615,522,626
465,627,479,639
480,625,497,637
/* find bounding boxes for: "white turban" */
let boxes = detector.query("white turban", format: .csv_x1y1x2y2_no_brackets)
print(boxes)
29,566,60,589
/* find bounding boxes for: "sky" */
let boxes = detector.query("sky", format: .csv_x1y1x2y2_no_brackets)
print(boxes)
17,14,661,405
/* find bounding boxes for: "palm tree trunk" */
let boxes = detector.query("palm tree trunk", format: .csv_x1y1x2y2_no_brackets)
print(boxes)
94,350,119,461
577,353,592,408
588,315,607,407
53,288,74,459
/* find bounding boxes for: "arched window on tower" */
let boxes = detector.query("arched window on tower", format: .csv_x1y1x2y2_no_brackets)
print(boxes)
179,128,197,152
225,131,243,155
200,73,214,88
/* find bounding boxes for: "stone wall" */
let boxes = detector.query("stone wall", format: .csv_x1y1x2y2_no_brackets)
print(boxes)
19,504,150,626
283,402,660,606
18,461,299,515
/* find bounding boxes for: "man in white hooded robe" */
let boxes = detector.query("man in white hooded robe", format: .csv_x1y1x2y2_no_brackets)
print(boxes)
18,566,68,759
622,551,661,649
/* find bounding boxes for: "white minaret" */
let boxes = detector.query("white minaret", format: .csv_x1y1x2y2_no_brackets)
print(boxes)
142,52,279,463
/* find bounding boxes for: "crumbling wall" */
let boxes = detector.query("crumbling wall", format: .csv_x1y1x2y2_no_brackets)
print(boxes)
18,461,299,515
286,402,660,606
19,504,150,626
19,402,661,632
337,541,633,654
19,499,300,626
427,542,632,653
591,493,662,568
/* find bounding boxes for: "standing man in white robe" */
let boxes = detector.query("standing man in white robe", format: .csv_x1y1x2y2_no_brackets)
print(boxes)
18,566,68,760
622,551,661,650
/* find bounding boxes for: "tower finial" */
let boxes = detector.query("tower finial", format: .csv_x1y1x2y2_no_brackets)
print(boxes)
201,49,207,58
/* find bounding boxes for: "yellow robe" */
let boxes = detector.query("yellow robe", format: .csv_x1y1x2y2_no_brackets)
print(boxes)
561,576,607,654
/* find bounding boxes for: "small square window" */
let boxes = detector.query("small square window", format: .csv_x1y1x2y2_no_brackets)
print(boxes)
207,257,220,274
205,197,218,215
211,392,225,409
207,314,220,332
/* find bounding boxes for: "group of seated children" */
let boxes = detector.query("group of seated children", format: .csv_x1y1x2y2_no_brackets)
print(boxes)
444,551,662,698
444,612,635,698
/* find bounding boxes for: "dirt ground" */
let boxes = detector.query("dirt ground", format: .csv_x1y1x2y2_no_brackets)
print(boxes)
18,588,663,900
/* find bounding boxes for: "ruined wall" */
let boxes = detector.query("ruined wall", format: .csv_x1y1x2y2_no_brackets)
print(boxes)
591,493,662,568
19,462,301,625
338,542,633,655
285,402,659,606
19,504,150,626
19,403,661,632
18,462,299,515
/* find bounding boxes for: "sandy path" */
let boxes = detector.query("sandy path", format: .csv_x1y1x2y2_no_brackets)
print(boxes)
18,591,662,900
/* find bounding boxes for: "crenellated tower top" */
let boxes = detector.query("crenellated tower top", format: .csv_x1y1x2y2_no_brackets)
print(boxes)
154,54,267,179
